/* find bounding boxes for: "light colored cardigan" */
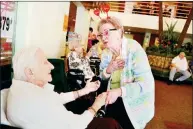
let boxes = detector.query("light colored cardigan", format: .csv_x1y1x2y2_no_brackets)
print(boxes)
100,37,155,129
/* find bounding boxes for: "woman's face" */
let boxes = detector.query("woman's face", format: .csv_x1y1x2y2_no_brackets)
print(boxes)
74,43,83,54
30,49,54,87
98,23,122,55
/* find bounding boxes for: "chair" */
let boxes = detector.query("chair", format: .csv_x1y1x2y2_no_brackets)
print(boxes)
65,58,97,114
90,57,101,76
66,57,86,91
1,64,12,90
48,59,68,93
1,89,22,129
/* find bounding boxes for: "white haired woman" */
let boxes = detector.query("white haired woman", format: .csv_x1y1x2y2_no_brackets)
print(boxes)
98,17,155,129
67,32,102,113
6,46,122,129
68,32,95,80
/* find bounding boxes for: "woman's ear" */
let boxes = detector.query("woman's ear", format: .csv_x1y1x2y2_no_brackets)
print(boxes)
24,67,34,80
118,29,123,38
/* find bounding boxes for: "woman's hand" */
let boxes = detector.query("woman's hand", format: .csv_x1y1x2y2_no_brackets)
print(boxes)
83,79,100,95
92,92,107,112
86,50,92,58
106,59,125,74
105,88,122,105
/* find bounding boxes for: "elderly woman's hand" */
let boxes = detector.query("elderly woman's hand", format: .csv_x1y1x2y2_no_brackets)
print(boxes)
86,50,92,58
106,59,125,74
91,92,107,112
105,88,122,105
84,79,100,94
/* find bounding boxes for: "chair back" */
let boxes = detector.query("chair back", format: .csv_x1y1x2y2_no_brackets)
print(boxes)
48,59,68,93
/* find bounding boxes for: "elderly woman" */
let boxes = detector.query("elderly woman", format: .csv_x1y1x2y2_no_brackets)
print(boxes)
67,32,102,113
6,46,122,129
98,17,155,129
68,32,95,80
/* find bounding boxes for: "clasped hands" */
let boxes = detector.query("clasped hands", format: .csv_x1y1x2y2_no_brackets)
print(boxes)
84,59,125,112
90,88,122,113
82,78,122,112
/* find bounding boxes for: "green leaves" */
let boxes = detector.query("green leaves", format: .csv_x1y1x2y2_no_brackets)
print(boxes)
162,21,179,45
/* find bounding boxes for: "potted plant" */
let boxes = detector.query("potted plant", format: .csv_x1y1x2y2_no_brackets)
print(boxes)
161,21,180,53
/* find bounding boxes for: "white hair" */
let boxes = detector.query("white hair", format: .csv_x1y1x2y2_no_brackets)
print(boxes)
12,46,40,81
68,40,81,51
68,32,82,51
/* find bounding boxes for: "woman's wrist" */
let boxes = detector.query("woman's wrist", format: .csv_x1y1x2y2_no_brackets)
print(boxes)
88,106,97,116
73,91,79,99
78,88,89,97
91,104,100,114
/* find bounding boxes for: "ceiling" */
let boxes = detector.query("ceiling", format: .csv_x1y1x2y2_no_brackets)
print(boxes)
82,1,192,19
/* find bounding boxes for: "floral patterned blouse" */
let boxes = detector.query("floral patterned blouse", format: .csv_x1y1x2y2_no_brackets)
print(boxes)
68,51,95,79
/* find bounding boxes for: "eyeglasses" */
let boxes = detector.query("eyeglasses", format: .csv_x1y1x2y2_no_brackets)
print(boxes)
97,29,117,40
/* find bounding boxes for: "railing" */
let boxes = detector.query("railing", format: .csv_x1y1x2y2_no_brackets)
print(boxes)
82,2,192,20
111,2,192,19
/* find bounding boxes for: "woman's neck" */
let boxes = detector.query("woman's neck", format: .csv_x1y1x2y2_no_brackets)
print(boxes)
27,79,45,88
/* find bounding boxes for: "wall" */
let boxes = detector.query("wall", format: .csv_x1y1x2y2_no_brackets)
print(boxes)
132,32,145,45
89,10,193,34
74,3,91,50
149,34,157,46
68,2,77,32
90,19,98,34
14,2,70,58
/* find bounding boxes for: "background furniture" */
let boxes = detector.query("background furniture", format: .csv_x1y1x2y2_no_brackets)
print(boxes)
147,54,192,84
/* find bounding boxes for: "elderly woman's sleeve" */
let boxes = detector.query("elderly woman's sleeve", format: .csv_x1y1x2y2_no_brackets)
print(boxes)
122,46,154,99
67,110,94,129
68,51,80,69
59,92,75,104
49,99,93,129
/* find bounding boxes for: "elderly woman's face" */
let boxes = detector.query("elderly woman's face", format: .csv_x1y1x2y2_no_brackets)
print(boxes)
32,50,54,84
99,23,122,55
74,44,83,54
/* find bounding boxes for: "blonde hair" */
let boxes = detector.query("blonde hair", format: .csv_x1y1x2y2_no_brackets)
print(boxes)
97,17,124,37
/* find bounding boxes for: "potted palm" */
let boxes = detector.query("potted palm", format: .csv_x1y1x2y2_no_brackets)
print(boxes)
161,21,180,55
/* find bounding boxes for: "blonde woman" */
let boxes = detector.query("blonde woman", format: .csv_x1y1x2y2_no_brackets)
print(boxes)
98,17,155,129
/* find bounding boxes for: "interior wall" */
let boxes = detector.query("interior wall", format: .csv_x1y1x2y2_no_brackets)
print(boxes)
14,2,70,58
68,2,77,32
149,34,158,46
74,4,91,50
131,32,145,45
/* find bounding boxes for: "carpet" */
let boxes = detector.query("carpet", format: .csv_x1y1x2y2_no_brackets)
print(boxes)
164,121,192,129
